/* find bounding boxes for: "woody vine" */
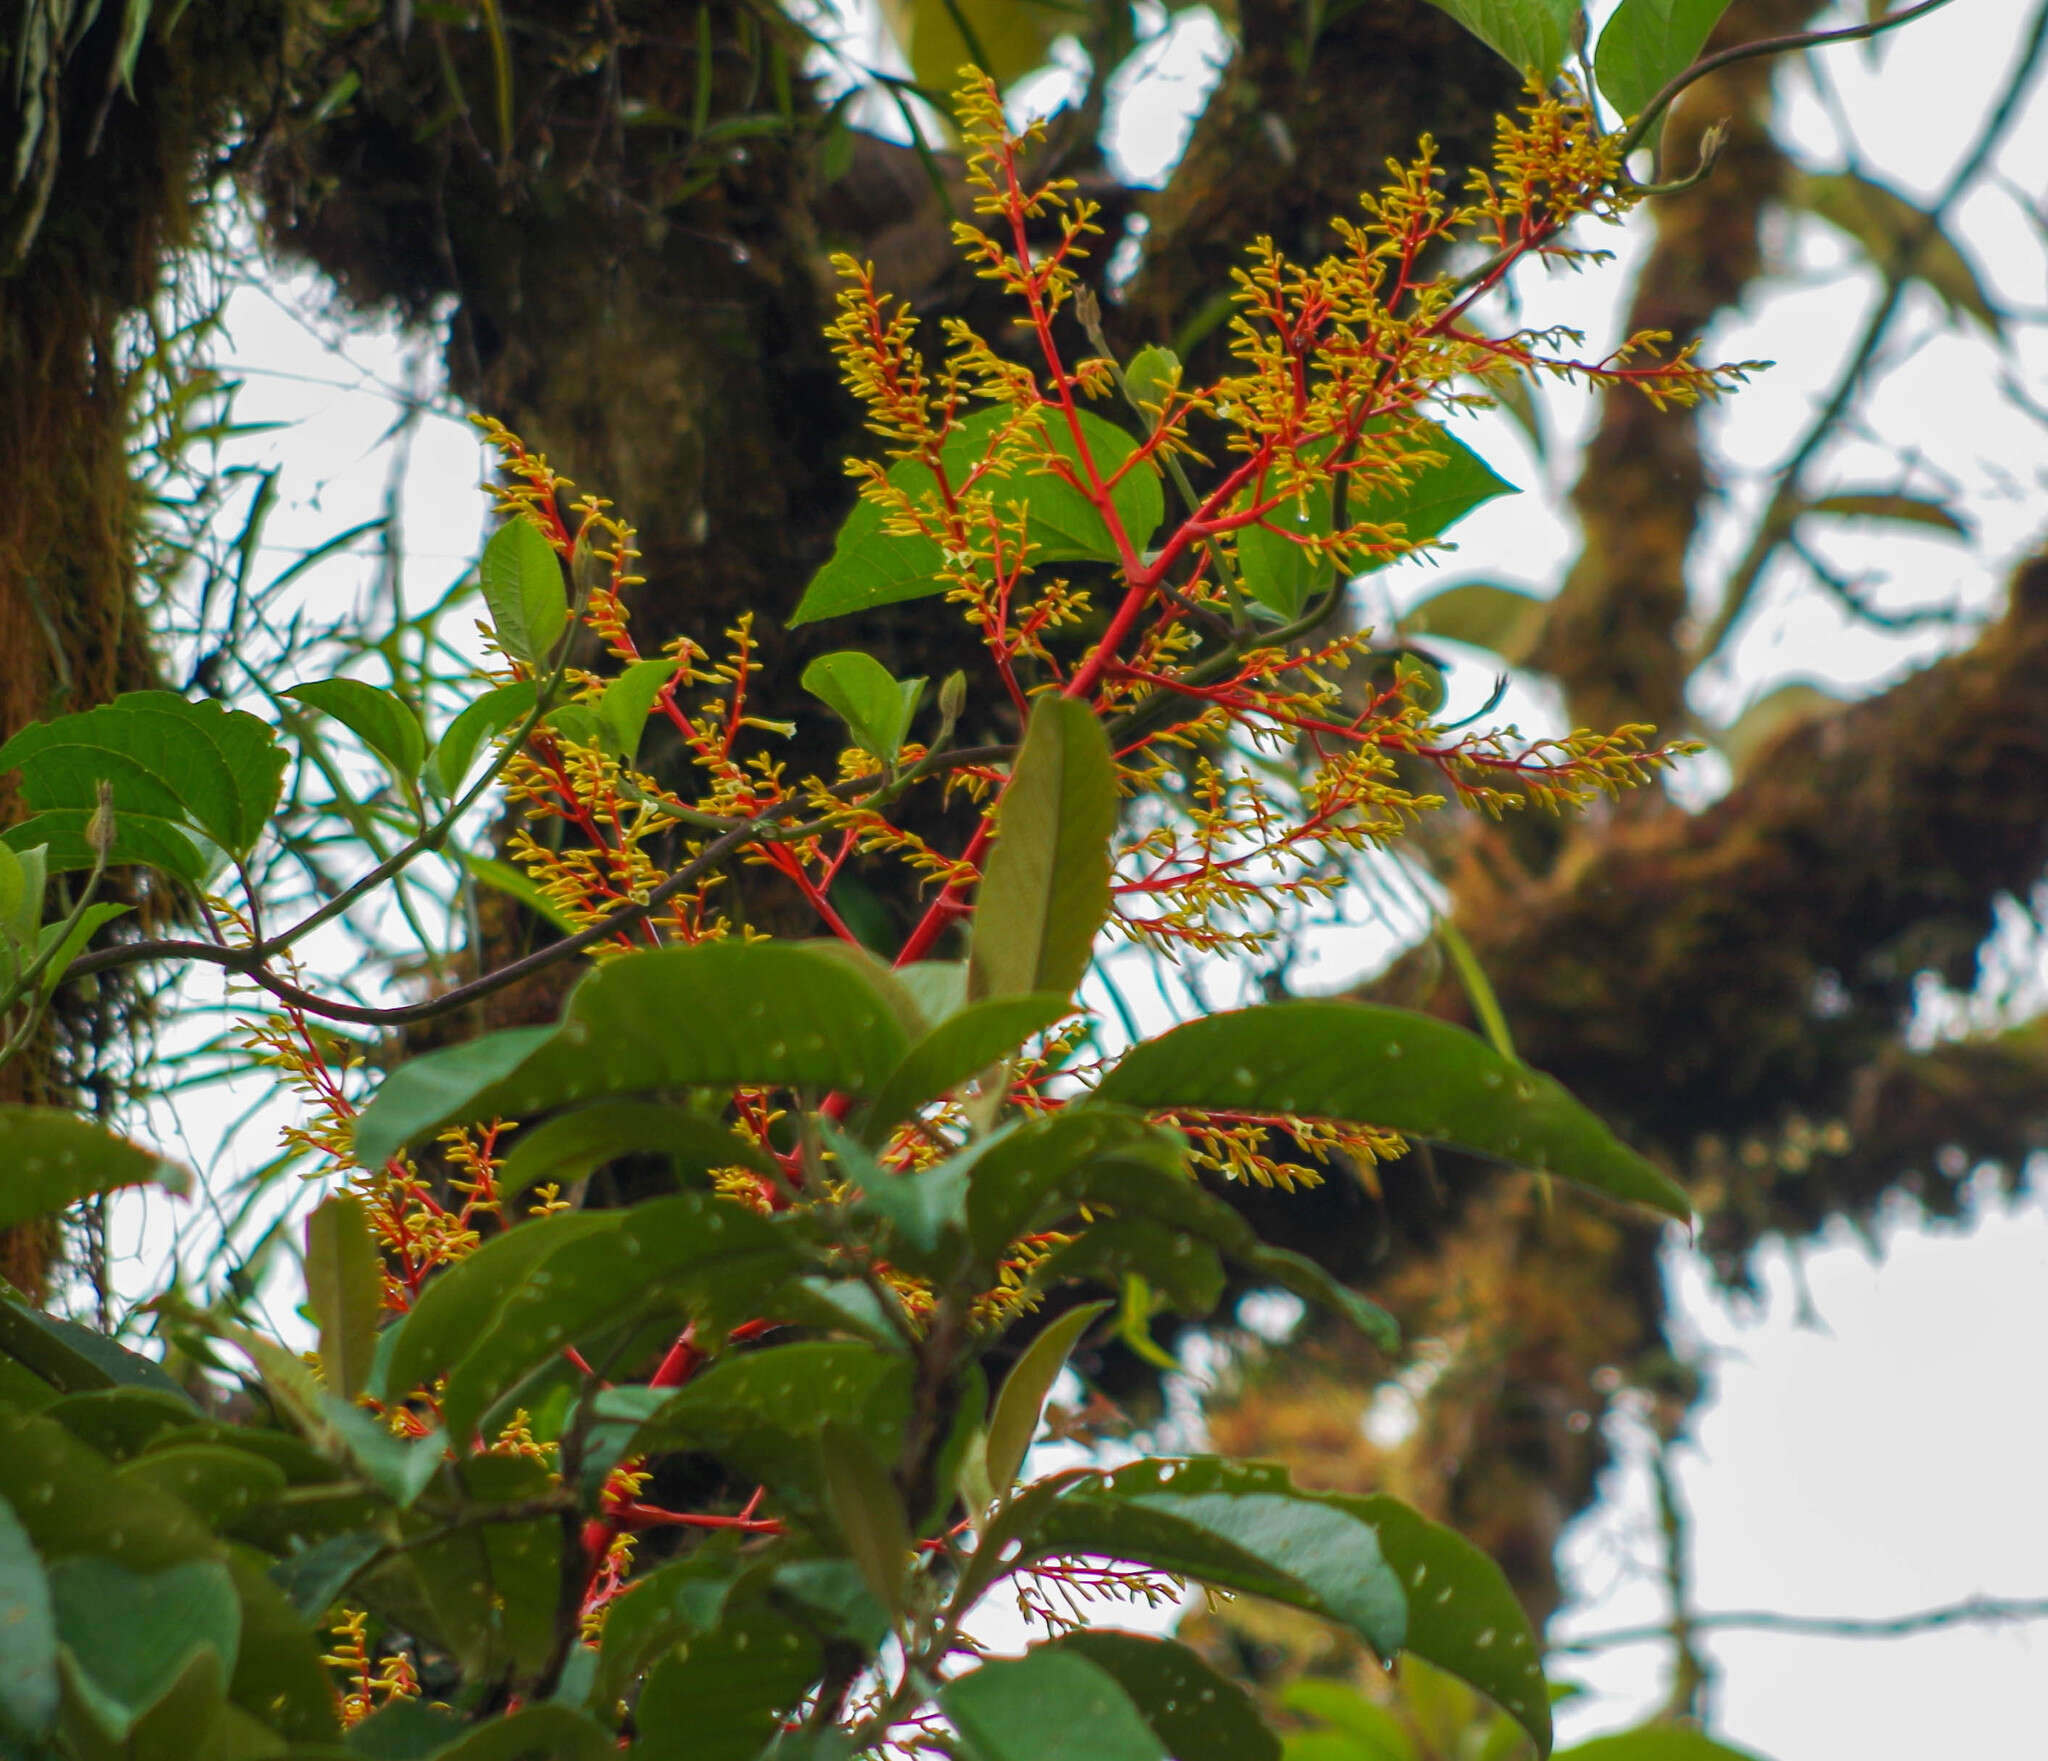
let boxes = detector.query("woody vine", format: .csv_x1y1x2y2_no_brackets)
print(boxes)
0,11,1950,1756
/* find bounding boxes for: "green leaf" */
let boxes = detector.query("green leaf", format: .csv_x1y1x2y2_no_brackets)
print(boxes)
3,808,207,884
407,1454,561,1679
1122,346,1181,421
831,1124,976,1268
48,1556,239,1742
0,1495,58,1738
428,1705,618,1761
941,1647,1169,1761
1091,1001,1690,1221
0,1107,189,1229
1791,170,2003,337
968,696,1117,1003
352,942,914,1170
0,1295,195,1402
1594,0,1736,120
1420,0,1577,76
42,1389,196,1462
1351,422,1517,571
344,1697,469,1758
895,959,969,1025
284,679,428,783
862,991,1071,1142
432,681,538,798
0,1409,217,1572
116,1444,288,1530
268,1530,388,1624
985,1301,1111,1494
630,1604,821,1761
1339,1496,1550,1755
820,1419,910,1617
377,1212,616,1404
1030,1457,1407,1659
1237,470,1335,620
962,1109,1189,1264
479,518,570,665
437,1194,799,1442
1802,491,1969,535
1050,1631,1279,1761
323,1398,448,1510
801,651,927,763
621,1341,912,1519
32,901,131,995
599,657,681,763
1403,582,1547,665
0,841,38,947
1280,1679,1416,1761
494,1100,775,1199
0,691,285,861
592,1549,741,1708
1556,1733,1768,1761
304,1194,384,1402
789,407,1164,625
221,1543,344,1744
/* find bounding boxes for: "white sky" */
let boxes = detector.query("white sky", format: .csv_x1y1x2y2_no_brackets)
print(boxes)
97,2,2048,1756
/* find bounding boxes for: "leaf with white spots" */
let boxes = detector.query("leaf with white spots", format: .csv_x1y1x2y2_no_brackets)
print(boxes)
0,1107,189,1230
1092,1001,1689,1222
1047,1630,1279,1761
351,940,916,1170
1335,1494,1552,1756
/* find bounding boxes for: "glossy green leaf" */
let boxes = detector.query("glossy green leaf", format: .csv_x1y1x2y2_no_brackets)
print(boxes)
440,1194,798,1442
630,1604,821,1761
0,1107,189,1229
1051,1630,1279,1761
790,407,1164,625
304,1194,384,1401
1034,1217,1225,1317
600,657,682,763
377,1212,616,1404
0,1295,195,1402
895,958,969,1025
1092,1001,1690,1220
1421,0,1577,76
1595,0,1736,119
408,1454,560,1679
831,1124,974,1266
968,696,1116,1004
353,942,914,1169
941,1647,1169,1761
820,1419,910,1617
1122,346,1180,420
0,1495,58,1738
1403,582,1546,665
495,1100,774,1199
962,1108,1190,1265
431,1705,617,1761
431,681,538,798
285,679,428,783
593,1549,742,1707
0,691,286,861
1030,1457,1407,1658
42,1388,196,1462
221,1545,343,1744
321,1400,447,1510
47,1556,239,1741
0,840,40,945
1340,1495,1550,1755
1557,1733,1768,1761
801,651,927,762
622,1341,912,1518
985,1301,1110,1494
344,1696,470,1758
116,1444,288,1530
479,518,569,665
862,991,1070,1142
1238,472,1335,620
